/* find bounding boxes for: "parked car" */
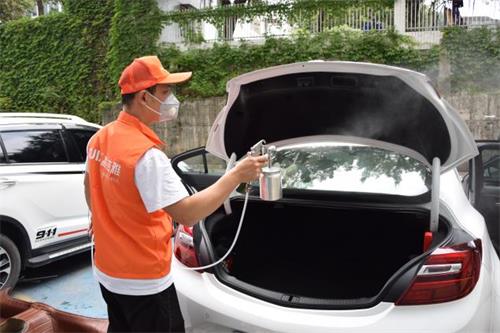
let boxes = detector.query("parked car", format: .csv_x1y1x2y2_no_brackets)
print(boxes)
171,62,500,332
462,140,500,254
0,113,100,289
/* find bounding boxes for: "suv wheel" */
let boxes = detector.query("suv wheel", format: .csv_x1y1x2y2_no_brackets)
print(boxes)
0,234,21,290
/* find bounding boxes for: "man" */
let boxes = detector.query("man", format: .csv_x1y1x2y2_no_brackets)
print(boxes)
84,55,267,332
452,0,464,26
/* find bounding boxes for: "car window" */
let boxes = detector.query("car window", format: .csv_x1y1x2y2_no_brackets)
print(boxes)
1,130,67,163
206,154,226,175
267,143,431,196
69,129,96,161
178,153,226,175
482,148,500,186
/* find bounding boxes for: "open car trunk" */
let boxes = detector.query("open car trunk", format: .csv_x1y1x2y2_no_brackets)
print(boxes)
202,197,451,309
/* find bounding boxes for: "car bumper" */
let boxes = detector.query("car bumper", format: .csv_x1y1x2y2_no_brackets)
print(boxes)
173,258,494,333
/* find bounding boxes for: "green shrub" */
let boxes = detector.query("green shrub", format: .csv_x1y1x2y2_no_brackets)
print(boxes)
442,26,500,93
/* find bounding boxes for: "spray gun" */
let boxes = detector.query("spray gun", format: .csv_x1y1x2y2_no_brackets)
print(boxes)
247,139,266,193
249,139,283,201
178,139,282,271
250,139,266,157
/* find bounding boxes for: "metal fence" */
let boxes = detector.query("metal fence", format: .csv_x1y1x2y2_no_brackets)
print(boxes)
403,0,500,47
161,3,394,45
302,6,394,33
161,0,499,47
406,0,499,32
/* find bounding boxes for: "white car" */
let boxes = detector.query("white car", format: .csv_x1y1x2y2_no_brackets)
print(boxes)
171,62,500,332
0,113,100,289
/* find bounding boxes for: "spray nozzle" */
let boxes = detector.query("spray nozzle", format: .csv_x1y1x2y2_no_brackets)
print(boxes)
250,139,266,156
266,145,276,168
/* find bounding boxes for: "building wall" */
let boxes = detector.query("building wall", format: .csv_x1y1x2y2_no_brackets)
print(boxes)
447,92,500,142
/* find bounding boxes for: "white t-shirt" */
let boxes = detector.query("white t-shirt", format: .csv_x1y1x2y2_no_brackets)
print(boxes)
91,148,189,295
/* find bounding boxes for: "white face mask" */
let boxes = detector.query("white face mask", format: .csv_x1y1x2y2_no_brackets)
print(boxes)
143,91,180,122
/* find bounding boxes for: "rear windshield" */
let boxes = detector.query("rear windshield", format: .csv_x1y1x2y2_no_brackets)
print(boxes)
269,143,431,197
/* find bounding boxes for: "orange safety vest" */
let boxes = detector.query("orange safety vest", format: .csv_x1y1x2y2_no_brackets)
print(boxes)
87,111,174,279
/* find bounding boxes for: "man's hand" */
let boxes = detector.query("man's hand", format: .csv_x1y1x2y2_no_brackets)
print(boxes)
229,154,268,184
164,153,268,227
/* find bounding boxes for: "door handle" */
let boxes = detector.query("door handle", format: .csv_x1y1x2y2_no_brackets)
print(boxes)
0,178,16,190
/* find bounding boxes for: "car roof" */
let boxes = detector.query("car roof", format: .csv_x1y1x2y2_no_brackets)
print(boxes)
0,113,100,129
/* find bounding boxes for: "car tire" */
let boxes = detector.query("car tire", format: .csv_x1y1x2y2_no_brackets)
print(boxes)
0,234,21,290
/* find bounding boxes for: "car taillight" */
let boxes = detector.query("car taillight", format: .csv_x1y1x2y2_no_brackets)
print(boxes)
396,239,482,305
174,225,201,269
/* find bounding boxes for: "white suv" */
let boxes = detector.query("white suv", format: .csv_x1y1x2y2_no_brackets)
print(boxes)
0,113,100,289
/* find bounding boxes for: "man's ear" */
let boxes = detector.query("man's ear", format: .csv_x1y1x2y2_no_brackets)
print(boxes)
136,90,147,104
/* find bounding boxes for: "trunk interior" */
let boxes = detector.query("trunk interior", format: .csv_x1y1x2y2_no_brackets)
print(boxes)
203,197,450,304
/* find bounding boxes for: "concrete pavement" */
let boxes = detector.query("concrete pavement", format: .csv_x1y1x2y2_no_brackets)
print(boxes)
12,252,107,319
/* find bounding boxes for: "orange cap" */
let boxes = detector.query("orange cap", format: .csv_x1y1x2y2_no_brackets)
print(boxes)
118,56,192,94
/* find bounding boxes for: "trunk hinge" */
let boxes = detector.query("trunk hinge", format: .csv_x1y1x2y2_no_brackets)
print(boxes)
430,157,441,233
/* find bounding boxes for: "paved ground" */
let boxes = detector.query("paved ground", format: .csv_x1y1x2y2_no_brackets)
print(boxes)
11,238,178,319
12,252,108,319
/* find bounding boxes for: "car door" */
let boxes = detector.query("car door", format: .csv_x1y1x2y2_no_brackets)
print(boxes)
59,124,99,236
470,141,500,254
0,125,95,249
171,147,226,193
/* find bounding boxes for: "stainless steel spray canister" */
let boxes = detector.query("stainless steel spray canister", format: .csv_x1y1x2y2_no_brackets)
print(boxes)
259,146,282,201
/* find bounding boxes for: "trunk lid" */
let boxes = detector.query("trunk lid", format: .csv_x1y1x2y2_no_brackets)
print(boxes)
206,61,478,172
